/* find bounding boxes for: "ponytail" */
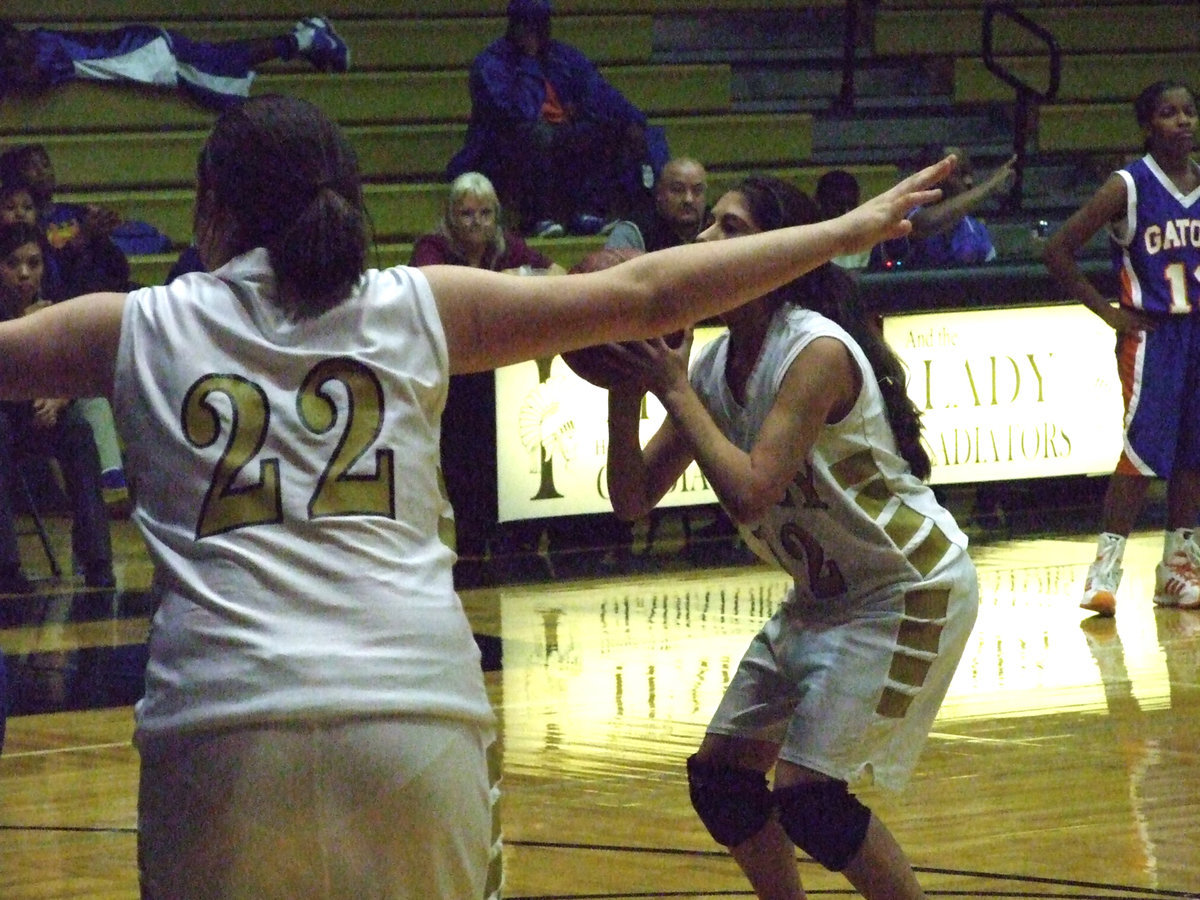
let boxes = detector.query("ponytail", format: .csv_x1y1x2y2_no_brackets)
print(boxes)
268,184,366,319
199,94,368,319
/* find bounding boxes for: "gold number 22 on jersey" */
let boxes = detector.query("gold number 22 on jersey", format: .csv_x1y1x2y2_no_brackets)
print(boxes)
182,358,395,539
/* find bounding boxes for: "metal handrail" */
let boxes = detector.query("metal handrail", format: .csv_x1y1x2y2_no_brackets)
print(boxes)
981,3,1061,211
836,0,862,113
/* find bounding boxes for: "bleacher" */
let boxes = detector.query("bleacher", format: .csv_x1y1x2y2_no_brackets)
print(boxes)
1,1,1186,284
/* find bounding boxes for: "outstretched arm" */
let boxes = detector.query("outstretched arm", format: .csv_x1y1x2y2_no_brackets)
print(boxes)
0,292,126,400
910,155,1015,239
426,155,955,374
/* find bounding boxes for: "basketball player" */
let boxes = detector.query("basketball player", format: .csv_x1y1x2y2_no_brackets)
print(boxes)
1045,80,1200,616
0,95,952,898
604,176,979,900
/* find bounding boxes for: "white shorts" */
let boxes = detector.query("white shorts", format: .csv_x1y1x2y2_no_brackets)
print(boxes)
706,549,978,791
138,715,497,900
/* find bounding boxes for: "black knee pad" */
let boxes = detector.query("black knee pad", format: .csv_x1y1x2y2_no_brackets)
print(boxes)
775,780,871,872
686,755,774,848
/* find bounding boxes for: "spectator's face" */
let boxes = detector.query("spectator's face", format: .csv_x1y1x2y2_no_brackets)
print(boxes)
0,189,37,227
449,193,499,258
510,20,548,56
0,240,44,311
654,161,707,237
18,151,55,203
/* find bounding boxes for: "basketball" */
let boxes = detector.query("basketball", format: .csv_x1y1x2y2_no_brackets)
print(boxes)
562,247,685,389
568,245,644,274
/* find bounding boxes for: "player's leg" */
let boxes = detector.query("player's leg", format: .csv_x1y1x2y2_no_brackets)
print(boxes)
1081,476,1146,615
772,760,925,900
688,734,802,900
1156,316,1200,608
1084,325,1175,615
840,814,925,900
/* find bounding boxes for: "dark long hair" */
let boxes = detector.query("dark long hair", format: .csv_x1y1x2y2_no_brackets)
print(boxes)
732,175,931,480
197,94,367,319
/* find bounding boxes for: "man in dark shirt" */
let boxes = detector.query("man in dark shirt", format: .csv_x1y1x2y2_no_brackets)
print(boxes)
605,156,710,252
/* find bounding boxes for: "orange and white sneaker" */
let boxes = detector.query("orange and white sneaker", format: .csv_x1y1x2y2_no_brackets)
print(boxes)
1080,533,1125,617
1154,535,1200,608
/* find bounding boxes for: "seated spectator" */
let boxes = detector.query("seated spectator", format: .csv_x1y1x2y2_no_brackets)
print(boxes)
0,203,128,510
0,178,66,299
410,171,566,273
0,17,348,110
446,0,667,238
816,169,871,269
605,156,710,252
870,145,1016,269
0,144,130,297
409,172,562,583
0,221,113,593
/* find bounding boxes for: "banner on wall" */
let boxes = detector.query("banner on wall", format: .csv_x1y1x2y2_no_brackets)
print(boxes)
495,327,724,523
494,304,1124,521
883,303,1123,485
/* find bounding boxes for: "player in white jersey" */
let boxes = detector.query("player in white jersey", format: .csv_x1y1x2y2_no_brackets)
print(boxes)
604,176,978,900
1045,80,1200,616
0,95,954,899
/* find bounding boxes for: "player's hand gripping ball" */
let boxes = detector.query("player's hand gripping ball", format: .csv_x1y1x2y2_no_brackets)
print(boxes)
561,247,685,388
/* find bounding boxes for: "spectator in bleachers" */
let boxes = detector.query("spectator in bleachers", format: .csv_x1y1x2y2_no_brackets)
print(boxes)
604,157,716,560
606,156,710,253
446,0,667,239
0,192,128,510
0,16,348,110
410,172,563,582
816,169,871,270
0,221,113,593
870,145,1015,269
0,144,129,298
0,178,66,300
411,171,566,274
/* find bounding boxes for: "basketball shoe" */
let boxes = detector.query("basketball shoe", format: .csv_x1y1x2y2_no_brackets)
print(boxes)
1154,531,1200,608
1080,532,1124,617
293,17,350,73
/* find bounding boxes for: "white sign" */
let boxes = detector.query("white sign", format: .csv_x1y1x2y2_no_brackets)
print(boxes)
884,304,1123,484
495,304,1125,520
495,328,725,522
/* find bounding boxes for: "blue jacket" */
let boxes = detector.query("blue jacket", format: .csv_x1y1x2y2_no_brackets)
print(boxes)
5,26,255,109
447,36,665,178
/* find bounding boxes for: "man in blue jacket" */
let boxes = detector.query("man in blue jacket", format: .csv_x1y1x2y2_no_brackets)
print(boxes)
446,0,667,237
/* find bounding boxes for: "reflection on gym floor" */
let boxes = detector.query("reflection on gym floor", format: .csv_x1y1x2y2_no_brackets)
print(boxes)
1,516,1198,898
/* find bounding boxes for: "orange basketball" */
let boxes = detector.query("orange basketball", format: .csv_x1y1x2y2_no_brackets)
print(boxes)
562,247,685,389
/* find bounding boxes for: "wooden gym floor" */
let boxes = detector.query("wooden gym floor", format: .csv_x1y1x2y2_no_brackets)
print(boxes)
1,510,1198,900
